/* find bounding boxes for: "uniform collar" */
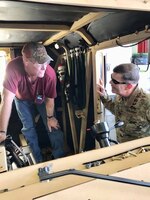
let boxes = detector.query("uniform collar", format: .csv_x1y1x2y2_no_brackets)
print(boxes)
118,84,140,107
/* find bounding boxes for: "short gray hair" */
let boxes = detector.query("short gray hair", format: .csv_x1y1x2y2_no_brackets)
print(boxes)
113,63,140,84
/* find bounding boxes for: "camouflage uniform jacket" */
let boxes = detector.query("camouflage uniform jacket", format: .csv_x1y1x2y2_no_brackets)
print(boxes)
101,85,150,143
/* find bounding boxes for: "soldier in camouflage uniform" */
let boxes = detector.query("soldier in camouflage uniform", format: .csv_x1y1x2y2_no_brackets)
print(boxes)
97,63,150,143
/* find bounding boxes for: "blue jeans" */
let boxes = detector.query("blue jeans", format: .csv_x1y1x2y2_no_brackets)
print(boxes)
14,97,65,163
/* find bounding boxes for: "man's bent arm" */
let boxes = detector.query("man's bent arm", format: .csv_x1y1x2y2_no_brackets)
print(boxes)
45,98,59,130
45,97,55,117
0,88,15,142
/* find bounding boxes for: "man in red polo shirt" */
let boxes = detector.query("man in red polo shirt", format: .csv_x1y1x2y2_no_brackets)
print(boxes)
0,42,65,163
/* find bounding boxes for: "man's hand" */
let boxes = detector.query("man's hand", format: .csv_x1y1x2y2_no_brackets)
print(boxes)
0,88,15,143
47,117,60,132
97,79,106,96
0,132,6,143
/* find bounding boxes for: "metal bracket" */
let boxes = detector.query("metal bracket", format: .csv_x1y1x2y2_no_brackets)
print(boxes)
38,168,150,188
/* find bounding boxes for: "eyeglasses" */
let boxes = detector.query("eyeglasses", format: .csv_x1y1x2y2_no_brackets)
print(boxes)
111,76,127,84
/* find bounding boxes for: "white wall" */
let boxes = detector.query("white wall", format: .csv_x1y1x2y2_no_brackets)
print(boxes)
96,46,150,94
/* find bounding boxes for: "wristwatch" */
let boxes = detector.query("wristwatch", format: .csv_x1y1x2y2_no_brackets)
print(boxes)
0,131,6,134
101,90,108,100
47,116,54,119
101,94,108,100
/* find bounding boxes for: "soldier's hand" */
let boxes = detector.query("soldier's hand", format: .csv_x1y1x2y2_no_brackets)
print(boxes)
97,79,106,96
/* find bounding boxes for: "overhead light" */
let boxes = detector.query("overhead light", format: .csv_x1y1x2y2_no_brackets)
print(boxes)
54,43,60,49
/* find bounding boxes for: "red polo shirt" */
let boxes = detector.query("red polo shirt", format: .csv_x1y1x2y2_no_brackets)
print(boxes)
3,56,57,102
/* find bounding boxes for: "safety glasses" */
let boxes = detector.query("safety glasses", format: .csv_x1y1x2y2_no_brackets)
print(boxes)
111,76,127,84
